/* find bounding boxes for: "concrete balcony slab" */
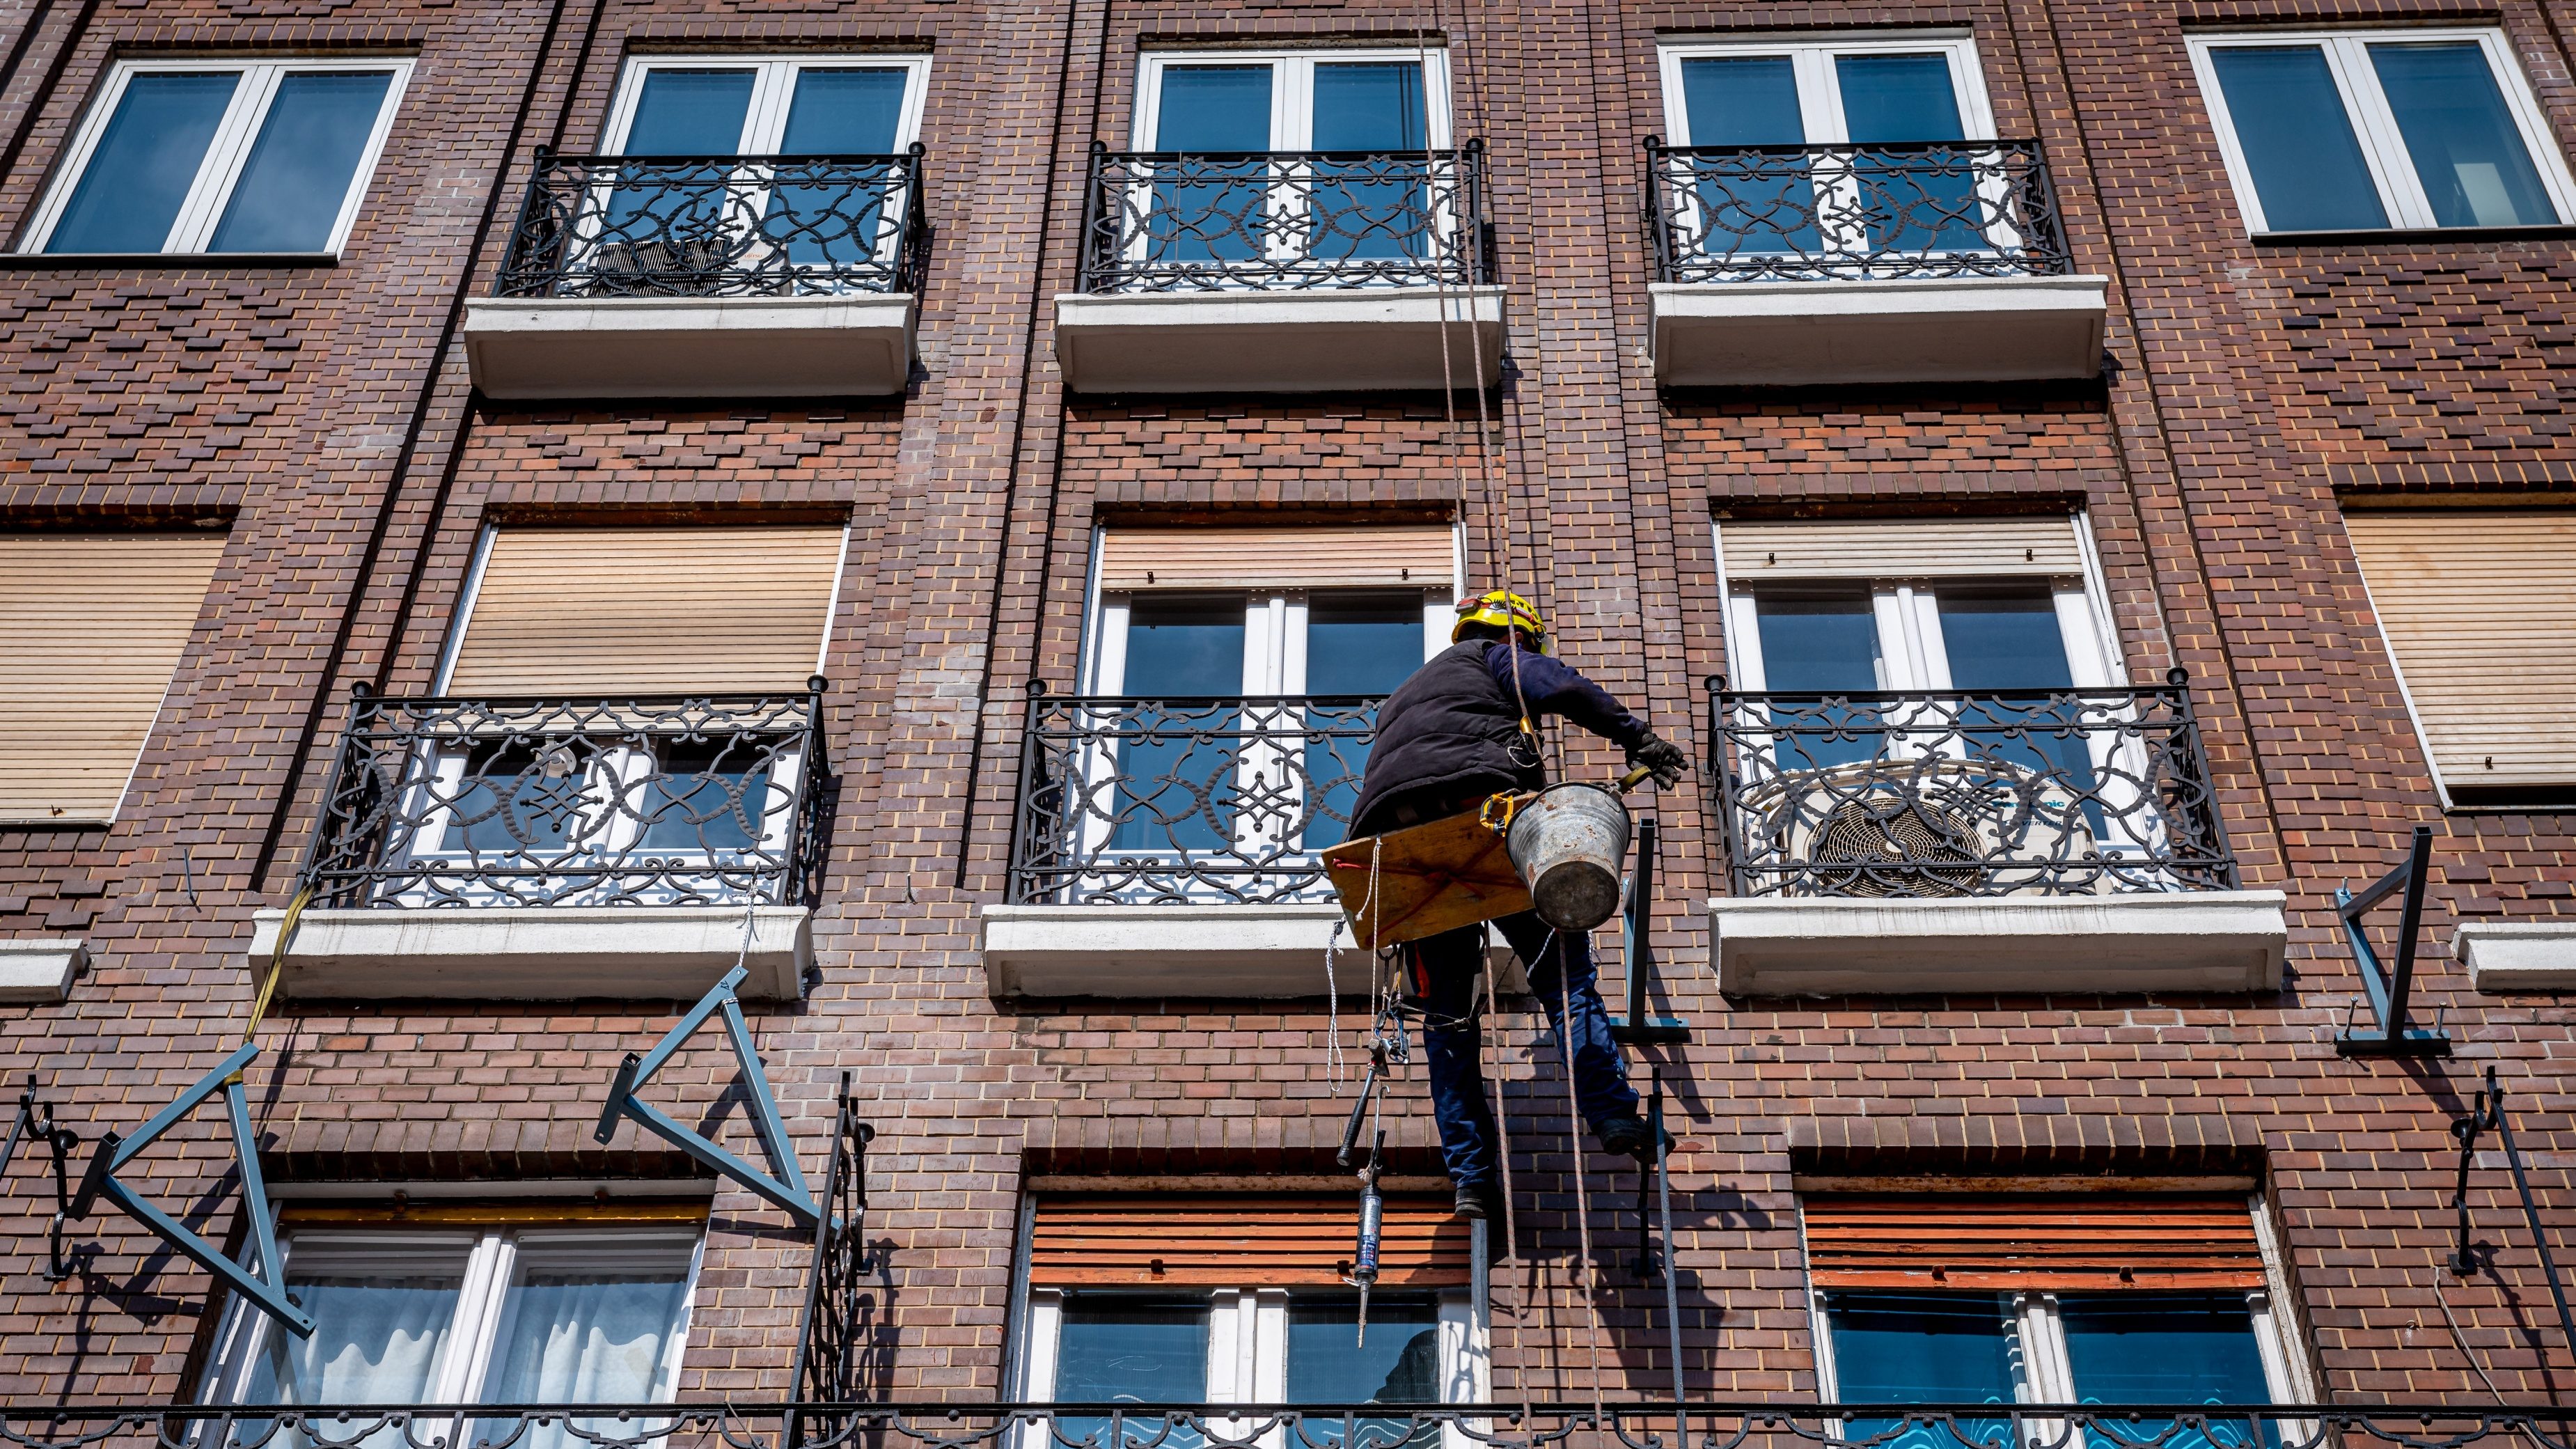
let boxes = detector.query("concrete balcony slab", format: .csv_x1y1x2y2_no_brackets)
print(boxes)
2458,921,2576,992
981,902,1518,998
1053,286,1503,394
249,905,809,1002
1651,274,2108,386
462,295,913,400
1711,890,2287,997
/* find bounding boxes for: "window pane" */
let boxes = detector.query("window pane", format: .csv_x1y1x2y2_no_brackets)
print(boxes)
478,1261,692,1449
1827,1292,2018,1449
1306,595,1427,839
241,1272,462,1407
1835,54,1982,253
1937,593,2098,836
446,739,595,858
208,71,394,253
635,739,776,853
622,69,756,155
1754,596,1884,772
1834,54,1965,142
1156,65,1274,150
2060,1294,2277,1449
1114,598,1247,852
780,68,907,153
2372,42,2557,227
46,72,238,253
1287,1297,1443,1449
2208,47,2389,231
1681,56,1806,144
1674,57,1818,259
1937,593,2073,690
1055,1298,1209,1446
1312,63,1427,150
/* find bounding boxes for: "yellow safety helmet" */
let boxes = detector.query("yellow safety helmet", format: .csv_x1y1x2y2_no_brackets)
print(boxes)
1452,590,1548,653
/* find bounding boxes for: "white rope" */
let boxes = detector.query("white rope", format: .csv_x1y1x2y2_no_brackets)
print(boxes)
1551,929,1611,1417
1324,917,1346,1088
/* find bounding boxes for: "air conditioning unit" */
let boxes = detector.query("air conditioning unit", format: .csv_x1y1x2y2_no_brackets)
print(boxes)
1736,755,2103,898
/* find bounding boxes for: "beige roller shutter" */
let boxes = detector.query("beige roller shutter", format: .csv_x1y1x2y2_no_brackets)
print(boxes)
1099,526,1455,591
446,525,844,694
1720,516,2084,579
2346,508,2576,792
0,533,225,824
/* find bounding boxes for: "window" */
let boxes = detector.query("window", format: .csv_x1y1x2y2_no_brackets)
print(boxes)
1080,528,1456,867
0,532,226,824
1655,36,2003,260
2342,508,2576,806
2188,30,2576,234
1136,52,1451,153
1804,1195,2307,1448
604,56,927,156
201,1216,702,1444
1014,1196,1483,1435
25,58,411,256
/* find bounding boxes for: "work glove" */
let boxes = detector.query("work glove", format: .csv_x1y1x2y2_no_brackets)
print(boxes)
1626,730,1688,790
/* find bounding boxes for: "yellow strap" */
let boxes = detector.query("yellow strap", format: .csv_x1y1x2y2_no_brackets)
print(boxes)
232,882,314,1083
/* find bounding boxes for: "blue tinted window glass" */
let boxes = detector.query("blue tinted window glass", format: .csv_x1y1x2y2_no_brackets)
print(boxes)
636,739,773,854
47,72,238,253
1834,54,1965,143
1287,1297,1442,1449
1828,1293,2018,1449
780,68,907,152
2061,1294,2276,1449
1122,600,1246,694
1156,65,1274,150
1681,56,1806,144
1754,596,1883,772
1312,63,1426,150
1055,1298,1207,1439
1307,595,1425,839
622,70,755,155
207,71,393,253
1938,593,2073,690
2372,42,2557,227
2209,47,2389,231
1114,599,1246,852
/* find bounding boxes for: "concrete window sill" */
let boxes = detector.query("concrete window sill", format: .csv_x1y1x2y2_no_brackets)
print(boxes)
248,905,809,1001
1651,274,2108,386
2458,921,2576,993
1053,287,1503,394
1711,890,2287,996
462,294,914,400
980,902,1515,999
0,938,86,1003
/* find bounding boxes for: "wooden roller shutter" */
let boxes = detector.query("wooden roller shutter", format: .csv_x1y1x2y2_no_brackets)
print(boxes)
1031,1195,1470,1287
446,526,844,695
1803,1195,2265,1292
1099,528,1456,592
1720,517,2084,580
2344,509,2576,792
0,533,225,824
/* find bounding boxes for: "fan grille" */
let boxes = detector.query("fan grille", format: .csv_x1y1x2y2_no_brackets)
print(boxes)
1810,791,1984,898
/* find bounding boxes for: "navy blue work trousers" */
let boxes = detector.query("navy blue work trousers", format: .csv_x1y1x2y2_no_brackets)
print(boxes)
1406,909,1640,1193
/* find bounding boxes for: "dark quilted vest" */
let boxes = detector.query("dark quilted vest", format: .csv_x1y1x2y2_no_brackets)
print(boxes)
1348,639,1543,839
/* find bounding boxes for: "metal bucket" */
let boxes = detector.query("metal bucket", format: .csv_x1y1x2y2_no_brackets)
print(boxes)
1505,783,1633,932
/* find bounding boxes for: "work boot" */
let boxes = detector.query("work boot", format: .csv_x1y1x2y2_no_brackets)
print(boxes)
1452,1183,1503,1221
1596,1113,1674,1161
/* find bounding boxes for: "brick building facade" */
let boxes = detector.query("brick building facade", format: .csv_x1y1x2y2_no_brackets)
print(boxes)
1,0,2574,1423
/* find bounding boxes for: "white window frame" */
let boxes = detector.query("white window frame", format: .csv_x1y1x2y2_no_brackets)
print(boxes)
1133,49,1454,152
198,1224,704,1410
602,55,930,156
1654,33,1997,147
2186,28,2576,235
1016,1285,1485,1442
22,56,414,256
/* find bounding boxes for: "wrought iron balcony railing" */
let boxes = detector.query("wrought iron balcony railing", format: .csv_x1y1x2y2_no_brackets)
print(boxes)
492,147,928,299
1645,138,2073,284
302,684,828,909
1078,141,1491,293
1704,673,2236,899
1009,689,1382,906
5,1401,2564,1449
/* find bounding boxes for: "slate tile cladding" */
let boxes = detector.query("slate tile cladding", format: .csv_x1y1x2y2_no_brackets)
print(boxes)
0,0,2574,1411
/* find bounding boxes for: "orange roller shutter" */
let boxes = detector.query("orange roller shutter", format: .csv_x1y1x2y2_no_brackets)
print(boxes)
1803,1195,2266,1292
446,525,845,695
0,533,226,824
1099,528,1456,592
1030,1195,1470,1287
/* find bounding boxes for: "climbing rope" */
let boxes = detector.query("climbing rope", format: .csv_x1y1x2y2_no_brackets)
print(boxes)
1550,931,1612,1417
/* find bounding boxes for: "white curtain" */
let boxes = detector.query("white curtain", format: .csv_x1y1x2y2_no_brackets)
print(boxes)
241,1274,463,1449
480,1270,689,1449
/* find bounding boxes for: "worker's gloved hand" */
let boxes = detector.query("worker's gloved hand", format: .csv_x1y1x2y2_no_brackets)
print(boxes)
1627,731,1688,789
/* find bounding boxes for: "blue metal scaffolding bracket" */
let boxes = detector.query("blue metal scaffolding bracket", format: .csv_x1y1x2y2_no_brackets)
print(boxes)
595,966,819,1225
67,1041,314,1337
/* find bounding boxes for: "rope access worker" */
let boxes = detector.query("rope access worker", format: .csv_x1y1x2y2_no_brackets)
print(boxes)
1347,590,1689,1221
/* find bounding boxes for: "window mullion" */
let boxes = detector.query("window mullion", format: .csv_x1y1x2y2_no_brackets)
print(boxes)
443,1230,519,1404
2327,36,2436,229
746,62,796,155
169,65,277,251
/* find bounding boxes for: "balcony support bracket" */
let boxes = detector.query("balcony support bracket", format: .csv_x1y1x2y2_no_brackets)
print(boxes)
2334,824,2451,1058
63,1042,313,1337
595,964,819,1224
